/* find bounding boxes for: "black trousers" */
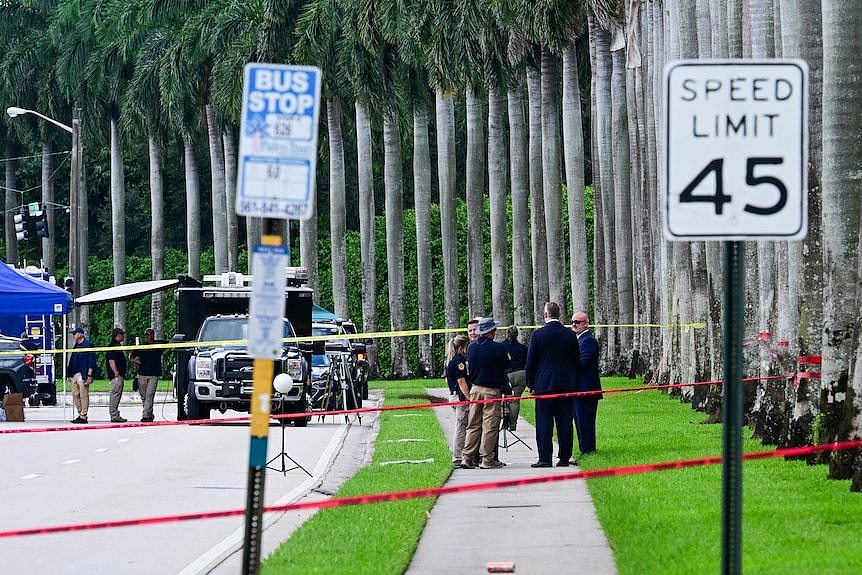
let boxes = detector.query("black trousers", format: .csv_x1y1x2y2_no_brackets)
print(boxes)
573,398,599,454
535,396,574,463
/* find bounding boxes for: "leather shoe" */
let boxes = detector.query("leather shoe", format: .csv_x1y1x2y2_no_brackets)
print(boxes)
557,460,574,467
71,417,88,424
111,417,128,423
141,416,154,423
531,461,552,468
479,460,504,469
460,459,477,469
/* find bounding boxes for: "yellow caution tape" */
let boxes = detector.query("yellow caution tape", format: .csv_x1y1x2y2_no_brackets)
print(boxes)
0,321,706,357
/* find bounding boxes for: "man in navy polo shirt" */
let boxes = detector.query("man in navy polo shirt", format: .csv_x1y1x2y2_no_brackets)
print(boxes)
461,317,511,469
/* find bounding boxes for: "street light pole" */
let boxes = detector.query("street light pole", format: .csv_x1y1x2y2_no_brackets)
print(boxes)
6,106,82,325
69,116,81,325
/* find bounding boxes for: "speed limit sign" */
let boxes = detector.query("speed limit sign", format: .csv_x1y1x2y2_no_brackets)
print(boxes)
664,60,808,241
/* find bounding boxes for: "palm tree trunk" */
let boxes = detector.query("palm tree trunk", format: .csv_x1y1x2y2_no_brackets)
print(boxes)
488,86,510,327
588,14,605,353
327,97,348,319
820,0,862,482
563,40,588,313
436,92,459,331
466,88,486,318
182,133,201,280
205,104,228,274
527,66,549,322
4,139,18,265
413,102,433,375
384,114,408,376
223,129,239,272
110,117,126,328
610,49,633,359
782,0,824,449
356,102,378,376
300,199,319,303
148,134,165,337
41,143,55,274
245,216,261,274
508,83,532,329
594,24,618,369
541,47,567,314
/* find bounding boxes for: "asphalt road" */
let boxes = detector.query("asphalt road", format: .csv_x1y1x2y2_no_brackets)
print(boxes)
0,396,374,574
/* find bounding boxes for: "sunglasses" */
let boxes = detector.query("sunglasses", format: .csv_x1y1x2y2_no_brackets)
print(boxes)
571,320,585,325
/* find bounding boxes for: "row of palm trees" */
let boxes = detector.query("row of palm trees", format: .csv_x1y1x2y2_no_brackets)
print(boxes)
1,1,861,484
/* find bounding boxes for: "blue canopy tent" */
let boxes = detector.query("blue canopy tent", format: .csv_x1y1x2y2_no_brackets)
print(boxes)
0,264,72,316
0,264,72,405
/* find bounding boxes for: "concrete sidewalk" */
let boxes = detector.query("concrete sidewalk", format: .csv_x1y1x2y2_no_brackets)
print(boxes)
406,388,617,575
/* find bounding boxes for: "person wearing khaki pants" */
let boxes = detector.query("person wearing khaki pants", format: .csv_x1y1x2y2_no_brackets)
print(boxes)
461,318,511,469
105,327,128,423
130,328,165,423
67,327,96,424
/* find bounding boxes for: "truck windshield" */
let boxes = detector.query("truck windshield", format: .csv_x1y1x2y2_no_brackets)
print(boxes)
198,318,296,343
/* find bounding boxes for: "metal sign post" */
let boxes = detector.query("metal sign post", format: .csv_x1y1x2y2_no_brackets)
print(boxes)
664,59,808,575
237,63,322,575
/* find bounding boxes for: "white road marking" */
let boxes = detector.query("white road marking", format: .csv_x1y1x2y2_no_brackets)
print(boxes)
21,473,42,480
118,438,131,443
62,459,80,465
176,424,350,575
94,448,108,453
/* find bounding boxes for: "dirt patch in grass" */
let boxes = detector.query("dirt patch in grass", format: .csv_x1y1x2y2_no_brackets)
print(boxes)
398,393,448,404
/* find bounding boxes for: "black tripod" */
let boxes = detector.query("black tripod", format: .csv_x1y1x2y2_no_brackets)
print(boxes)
266,418,312,476
499,401,531,451
318,352,362,425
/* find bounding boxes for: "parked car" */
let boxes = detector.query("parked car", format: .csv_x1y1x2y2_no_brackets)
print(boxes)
0,335,37,404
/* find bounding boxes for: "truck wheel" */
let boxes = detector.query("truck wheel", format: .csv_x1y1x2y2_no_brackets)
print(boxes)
185,389,211,420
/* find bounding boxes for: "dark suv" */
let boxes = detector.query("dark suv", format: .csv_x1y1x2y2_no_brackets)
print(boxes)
0,336,37,402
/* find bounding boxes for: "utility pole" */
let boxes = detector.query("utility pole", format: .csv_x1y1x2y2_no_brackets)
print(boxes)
69,114,81,325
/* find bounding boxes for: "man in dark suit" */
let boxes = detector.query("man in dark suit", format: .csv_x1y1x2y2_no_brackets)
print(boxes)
525,302,580,467
571,311,602,454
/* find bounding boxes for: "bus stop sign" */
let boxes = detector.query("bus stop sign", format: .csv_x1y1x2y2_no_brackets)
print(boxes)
236,63,322,221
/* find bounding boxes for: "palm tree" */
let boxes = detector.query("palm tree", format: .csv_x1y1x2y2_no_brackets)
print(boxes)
465,87,486,318
426,0,463,332
819,0,862,483
563,37,588,313
295,0,349,318
527,64,548,321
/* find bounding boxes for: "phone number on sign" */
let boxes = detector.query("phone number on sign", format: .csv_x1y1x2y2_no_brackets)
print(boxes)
237,199,311,218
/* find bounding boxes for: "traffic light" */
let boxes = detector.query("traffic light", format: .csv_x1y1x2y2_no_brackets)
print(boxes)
14,208,28,241
35,204,49,238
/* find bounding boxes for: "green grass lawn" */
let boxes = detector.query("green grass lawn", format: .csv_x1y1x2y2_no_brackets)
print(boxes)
84,378,172,393
552,377,862,575
257,376,861,574
262,379,451,575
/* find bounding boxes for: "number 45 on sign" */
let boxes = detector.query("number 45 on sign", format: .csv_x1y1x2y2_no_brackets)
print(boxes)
663,60,808,241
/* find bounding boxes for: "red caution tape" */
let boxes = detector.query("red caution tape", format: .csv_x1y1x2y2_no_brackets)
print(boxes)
0,375,788,436
0,439,859,539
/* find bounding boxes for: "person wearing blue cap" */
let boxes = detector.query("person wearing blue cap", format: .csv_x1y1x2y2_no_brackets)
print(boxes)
461,317,511,469
67,327,96,424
